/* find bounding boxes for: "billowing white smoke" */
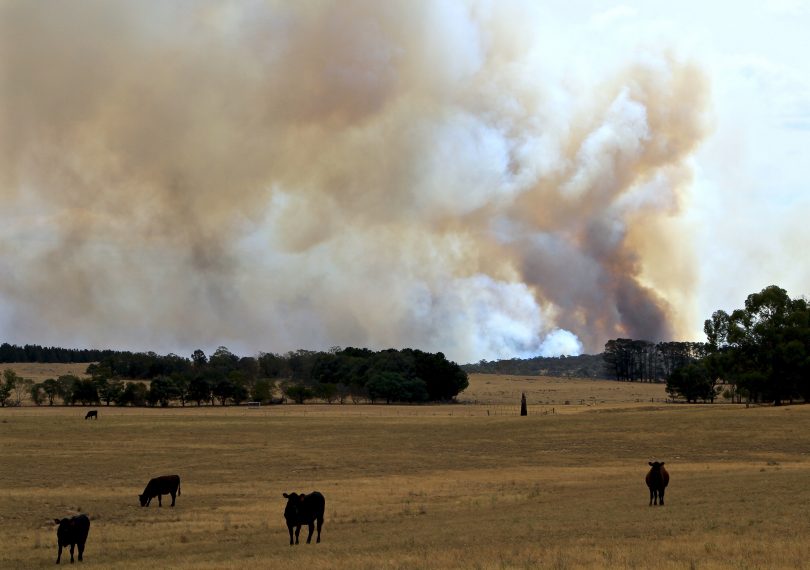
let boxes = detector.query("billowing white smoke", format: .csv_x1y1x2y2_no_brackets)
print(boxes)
0,1,707,362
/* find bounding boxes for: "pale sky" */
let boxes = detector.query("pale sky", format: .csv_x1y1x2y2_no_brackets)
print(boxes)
1,1,808,361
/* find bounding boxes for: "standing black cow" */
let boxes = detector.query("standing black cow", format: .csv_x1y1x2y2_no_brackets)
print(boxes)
139,474,181,507
54,514,90,564
646,461,670,506
84,410,97,420
282,491,325,545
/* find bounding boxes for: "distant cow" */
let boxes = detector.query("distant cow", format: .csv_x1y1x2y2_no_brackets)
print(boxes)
84,410,97,420
139,475,181,507
646,461,670,506
54,514,90,564
283,491,325,545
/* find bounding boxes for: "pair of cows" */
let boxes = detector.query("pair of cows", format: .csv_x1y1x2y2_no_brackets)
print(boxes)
52,474,324,564
136,474,327,544
53,475,182,564
138,477,327,545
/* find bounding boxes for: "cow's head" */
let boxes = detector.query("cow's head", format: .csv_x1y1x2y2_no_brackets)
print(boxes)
282,492,303,520
648,461,665,470
54,518,71,542
138,494,148,507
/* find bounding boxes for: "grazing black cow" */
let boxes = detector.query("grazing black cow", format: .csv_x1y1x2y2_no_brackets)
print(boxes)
54,514,90,564
84,410,97,420
646,461,670,506
283,491,325,545
139,474,181,507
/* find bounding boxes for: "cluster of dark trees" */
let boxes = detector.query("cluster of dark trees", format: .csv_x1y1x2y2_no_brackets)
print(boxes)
6,346,468,407
670,285,810,405
0,343,122,364
602,339,708,383
462,353,608,378
610,285,810,405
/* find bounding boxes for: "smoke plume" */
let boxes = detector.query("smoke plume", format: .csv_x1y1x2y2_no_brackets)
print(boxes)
0,1,709,361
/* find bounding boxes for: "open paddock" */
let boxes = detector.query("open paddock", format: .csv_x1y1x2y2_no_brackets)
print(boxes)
2,376,809,569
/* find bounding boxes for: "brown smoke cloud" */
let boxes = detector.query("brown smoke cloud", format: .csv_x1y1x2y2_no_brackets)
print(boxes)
0,1,709,360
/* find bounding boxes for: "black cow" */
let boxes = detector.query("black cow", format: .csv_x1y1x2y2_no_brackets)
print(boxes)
646,461,670,506
139,474,181,507
54,514,90,564
84,410,97,420
282,491,325,545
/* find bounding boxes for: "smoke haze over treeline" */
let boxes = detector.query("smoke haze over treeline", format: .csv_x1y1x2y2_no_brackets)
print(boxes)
1,1,710,362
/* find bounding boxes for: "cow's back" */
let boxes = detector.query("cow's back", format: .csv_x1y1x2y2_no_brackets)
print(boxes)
304,492,325,519
147,474,180,494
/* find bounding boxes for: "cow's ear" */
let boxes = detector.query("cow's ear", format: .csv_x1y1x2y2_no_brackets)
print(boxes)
660,462,665,465
283,493,289,498
54,519,61,525
648,461,653,466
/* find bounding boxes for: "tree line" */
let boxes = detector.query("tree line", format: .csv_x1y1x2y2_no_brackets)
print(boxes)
0,343,123,364
0,346,469,407
602,339,708,383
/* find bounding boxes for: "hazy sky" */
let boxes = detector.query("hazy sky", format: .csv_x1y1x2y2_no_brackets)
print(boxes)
1,1,808,362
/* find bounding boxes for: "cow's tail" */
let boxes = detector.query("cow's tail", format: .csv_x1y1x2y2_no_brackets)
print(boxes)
178,479,181,496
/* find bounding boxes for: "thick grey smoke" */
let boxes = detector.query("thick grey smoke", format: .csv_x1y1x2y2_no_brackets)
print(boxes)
0,1,708,361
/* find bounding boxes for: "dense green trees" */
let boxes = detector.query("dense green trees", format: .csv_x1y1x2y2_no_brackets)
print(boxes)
665,362,716,403
0,345,469,407
696,285,810,405
661,285,810,404
269,347,467,405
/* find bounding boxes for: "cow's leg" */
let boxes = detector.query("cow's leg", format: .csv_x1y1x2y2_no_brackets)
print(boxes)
306,521,314,543
170,491,176,506
77,539,84,562
659,488,665,506
69,543,75,563
157,494,162,507
316,516,323,543
56,543,63,564
294,525,301,544
287,524,295,545
649,488,654,506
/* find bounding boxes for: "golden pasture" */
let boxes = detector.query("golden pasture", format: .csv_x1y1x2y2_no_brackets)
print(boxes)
3,362,90,384
1,372,809,569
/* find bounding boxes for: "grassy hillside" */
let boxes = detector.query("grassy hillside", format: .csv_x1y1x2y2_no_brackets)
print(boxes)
1,362,90,384
2,376,808,568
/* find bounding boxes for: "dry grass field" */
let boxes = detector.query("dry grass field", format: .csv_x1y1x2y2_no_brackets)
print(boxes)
2,371,809,569
2,362,90,384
